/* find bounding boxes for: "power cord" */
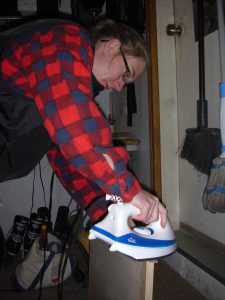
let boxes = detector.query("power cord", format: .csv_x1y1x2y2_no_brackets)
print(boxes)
38,162,46,207
37,170,54,300
37,230,47,300
68,198,73,208
57,207,88,300
30,166,36,216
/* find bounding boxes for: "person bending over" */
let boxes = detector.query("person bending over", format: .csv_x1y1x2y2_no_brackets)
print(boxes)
0,18,166,226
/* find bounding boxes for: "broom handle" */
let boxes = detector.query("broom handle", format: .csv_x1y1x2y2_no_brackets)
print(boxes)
217,0,225,81
217,0,225,156
198,0,205,100
197,0,208,129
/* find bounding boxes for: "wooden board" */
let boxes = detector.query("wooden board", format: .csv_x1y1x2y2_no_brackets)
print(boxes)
89,239,155,300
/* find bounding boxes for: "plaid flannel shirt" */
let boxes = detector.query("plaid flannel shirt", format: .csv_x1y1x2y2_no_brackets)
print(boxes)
1,21,141,221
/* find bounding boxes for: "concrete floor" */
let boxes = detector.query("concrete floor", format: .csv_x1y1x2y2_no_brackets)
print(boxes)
153,260,207,300
0,259,207,300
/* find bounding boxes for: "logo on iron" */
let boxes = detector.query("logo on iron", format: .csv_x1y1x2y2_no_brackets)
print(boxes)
148,228,154,235
128,237,136,244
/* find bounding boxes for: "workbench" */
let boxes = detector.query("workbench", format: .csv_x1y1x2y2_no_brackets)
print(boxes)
89,239,156,300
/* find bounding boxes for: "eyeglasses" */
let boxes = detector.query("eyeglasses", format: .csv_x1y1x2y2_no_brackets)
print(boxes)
100,39,132,84
120,47,132,84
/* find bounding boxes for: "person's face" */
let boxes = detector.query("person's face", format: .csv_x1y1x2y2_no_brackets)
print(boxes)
93,39,146,91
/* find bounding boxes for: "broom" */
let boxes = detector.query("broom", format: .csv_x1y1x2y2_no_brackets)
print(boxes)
180,0,221,176
202,0,225,213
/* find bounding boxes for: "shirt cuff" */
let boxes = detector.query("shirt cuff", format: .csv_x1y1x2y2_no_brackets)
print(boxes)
121,177,141,203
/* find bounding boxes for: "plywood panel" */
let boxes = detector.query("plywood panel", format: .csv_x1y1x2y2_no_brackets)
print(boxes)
89,239,155,300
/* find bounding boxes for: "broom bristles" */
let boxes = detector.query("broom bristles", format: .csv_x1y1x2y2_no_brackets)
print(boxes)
180,128,221,176
202,156,225,213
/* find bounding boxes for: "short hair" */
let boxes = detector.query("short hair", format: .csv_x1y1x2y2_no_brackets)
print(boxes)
90,18,149,65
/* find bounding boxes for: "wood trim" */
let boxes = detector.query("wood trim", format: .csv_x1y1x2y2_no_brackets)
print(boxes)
180,222,225,254
144,260,156,300
145,0,162,199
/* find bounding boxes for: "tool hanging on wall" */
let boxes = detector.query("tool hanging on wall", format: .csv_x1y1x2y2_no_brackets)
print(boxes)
180,0,221,176
36,0,60,17
202,0,225,213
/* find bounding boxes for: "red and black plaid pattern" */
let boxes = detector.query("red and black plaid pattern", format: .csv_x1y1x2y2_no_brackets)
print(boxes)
1,22,141,221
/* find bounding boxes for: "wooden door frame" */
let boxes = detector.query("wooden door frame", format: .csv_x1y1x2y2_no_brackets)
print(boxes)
145,0,162,199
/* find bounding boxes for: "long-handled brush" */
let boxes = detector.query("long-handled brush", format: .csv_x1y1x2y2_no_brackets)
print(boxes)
180,0,221,176
202,0,225,213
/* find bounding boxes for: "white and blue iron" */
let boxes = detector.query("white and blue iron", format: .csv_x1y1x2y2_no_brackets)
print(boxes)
89,195,177,260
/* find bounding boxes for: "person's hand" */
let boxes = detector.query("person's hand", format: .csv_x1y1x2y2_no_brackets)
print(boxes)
130,189,167,228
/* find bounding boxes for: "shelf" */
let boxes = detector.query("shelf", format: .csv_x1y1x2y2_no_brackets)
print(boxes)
112,133,140,152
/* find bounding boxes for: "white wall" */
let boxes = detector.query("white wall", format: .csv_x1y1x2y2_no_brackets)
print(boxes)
0,156,76,236
95,89,111,119
130,72,151,189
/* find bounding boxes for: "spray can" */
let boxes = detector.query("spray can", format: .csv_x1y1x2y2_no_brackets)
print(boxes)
23,213,42,252
5,215,29,256
54,206,70,239
37,207,52,231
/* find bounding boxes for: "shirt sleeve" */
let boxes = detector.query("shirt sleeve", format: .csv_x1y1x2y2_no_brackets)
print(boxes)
47,145,108,221
2,23,141,216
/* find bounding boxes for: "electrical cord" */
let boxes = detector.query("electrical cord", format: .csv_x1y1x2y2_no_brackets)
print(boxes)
37,232,47,300
37,170,54,300
38,162,46,207
69,207,79,217
28,169,87,300
2,169,35,268
32,165,48,300
30,166,36,216
68,198,73,208
57,207,88,300
29,165,46,299
1,169,53,297
48,171,55,232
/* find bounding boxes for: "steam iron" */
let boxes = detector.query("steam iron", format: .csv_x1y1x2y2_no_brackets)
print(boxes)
89,195,177,260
